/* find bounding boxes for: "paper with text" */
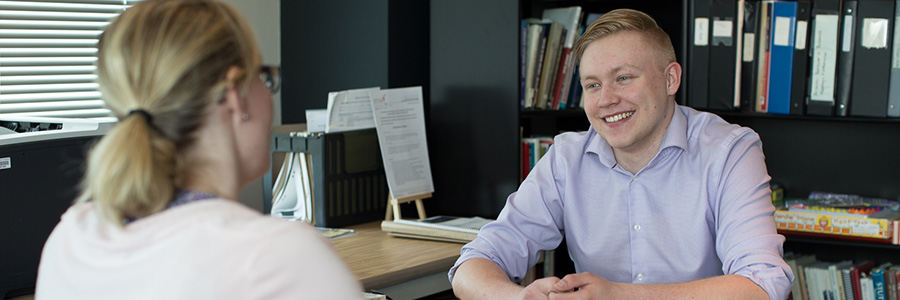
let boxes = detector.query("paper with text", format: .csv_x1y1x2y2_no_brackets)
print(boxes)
326,87,380,133
370,86,434,199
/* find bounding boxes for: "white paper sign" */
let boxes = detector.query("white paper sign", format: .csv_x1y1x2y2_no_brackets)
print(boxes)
694,18,709,46
370,86,434,199
810,15,839,102
325,87,380,133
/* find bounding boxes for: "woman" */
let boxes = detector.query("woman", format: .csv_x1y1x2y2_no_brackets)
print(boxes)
35,1,363,299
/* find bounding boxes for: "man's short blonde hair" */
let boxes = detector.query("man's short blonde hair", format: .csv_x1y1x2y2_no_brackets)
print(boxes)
573,9,676,67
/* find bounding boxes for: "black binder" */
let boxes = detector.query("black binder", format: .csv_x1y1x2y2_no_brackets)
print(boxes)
790,0,812,115
835,0,858,116
889,0,900,117
741,0,762,112
806,0,843,116
689,0,711,109
708,0,739,111
849,0,894,117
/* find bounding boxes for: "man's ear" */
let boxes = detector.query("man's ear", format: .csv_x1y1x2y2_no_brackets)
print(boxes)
665,62,682,96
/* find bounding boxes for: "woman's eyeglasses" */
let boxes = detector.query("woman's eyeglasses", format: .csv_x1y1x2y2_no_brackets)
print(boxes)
260,65,281,94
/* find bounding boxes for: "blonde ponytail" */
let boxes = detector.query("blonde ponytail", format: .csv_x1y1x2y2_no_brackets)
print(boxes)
78,115,180,224
79,0,261,225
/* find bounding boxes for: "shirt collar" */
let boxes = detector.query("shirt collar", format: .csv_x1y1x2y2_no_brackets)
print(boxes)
587,104,688,169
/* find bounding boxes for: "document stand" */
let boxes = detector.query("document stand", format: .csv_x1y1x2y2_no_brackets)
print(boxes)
262,129,388,227
385,192,432,221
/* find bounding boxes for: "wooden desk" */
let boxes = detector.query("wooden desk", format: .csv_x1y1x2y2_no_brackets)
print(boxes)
333,221,462,299
9,221,462,300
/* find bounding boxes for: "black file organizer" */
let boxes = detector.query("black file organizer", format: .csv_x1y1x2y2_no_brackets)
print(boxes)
262,128,388,227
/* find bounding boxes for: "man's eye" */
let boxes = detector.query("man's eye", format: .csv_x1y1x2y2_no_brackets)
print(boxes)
617,76,630,82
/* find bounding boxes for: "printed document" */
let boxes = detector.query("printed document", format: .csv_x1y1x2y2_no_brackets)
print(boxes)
326,87,380,133
370,86,434,199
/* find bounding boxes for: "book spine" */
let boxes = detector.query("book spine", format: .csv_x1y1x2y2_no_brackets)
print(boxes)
876,269,887,300
845,268,858,300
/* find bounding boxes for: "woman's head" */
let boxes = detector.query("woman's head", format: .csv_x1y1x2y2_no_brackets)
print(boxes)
83,0,267,224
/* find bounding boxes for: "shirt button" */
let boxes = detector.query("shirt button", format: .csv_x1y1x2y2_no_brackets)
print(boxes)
634,224,641,231
637,273,644,281
632,177,638,182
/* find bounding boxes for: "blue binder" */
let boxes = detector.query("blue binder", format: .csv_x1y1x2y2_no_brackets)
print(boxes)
766,1,798,115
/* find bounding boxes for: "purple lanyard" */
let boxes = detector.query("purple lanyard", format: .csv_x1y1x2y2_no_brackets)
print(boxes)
123,189,218,224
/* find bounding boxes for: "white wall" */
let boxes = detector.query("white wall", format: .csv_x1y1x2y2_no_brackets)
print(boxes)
220,0,281,212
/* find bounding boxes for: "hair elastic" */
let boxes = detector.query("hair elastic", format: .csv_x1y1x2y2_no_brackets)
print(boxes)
127,109,154,124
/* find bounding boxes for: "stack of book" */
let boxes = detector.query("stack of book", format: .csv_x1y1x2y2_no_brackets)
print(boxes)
521,6,585,111
381,215,494,244
786,253,900,300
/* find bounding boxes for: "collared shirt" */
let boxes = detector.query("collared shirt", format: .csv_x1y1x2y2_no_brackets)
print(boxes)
450,105,793,300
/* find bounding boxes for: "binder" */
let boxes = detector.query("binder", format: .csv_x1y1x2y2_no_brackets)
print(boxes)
835,0,859,117
708,0,739,111
689,0,711,109
755,1,774,112
889,0,900,117
741,0,762,112
766,1,798,115
790,0,812,115
850,0,894,117
807,0,843,116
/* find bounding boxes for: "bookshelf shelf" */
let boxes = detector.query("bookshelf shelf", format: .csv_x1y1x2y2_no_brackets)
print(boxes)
713,110,900,124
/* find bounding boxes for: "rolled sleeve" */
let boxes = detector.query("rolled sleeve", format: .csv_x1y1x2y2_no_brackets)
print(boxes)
714,130,793,300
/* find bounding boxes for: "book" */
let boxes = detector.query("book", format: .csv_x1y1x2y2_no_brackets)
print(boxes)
790,0,812,115
766,0,798,115
524,20,546,109
853,261,877,300
537,21,565,110
849,0,894,117
807,0,842,116
806,261,833,300
865,274,877,300
843,262,858,300
542,6,583,110
875,264,894,300
787,253,818,299
835,0,859,117
831,261,854,300
885,267,898,300
381,215,494,243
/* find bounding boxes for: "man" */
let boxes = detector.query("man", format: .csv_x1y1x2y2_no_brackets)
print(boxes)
450,9,793,300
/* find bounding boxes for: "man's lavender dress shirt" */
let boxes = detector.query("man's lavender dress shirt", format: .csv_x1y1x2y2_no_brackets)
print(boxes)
450,105,793,300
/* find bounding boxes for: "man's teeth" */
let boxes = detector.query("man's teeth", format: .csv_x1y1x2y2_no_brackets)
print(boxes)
604,111,634,122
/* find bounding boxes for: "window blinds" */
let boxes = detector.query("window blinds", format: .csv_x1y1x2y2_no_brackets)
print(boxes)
0,0,139,118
